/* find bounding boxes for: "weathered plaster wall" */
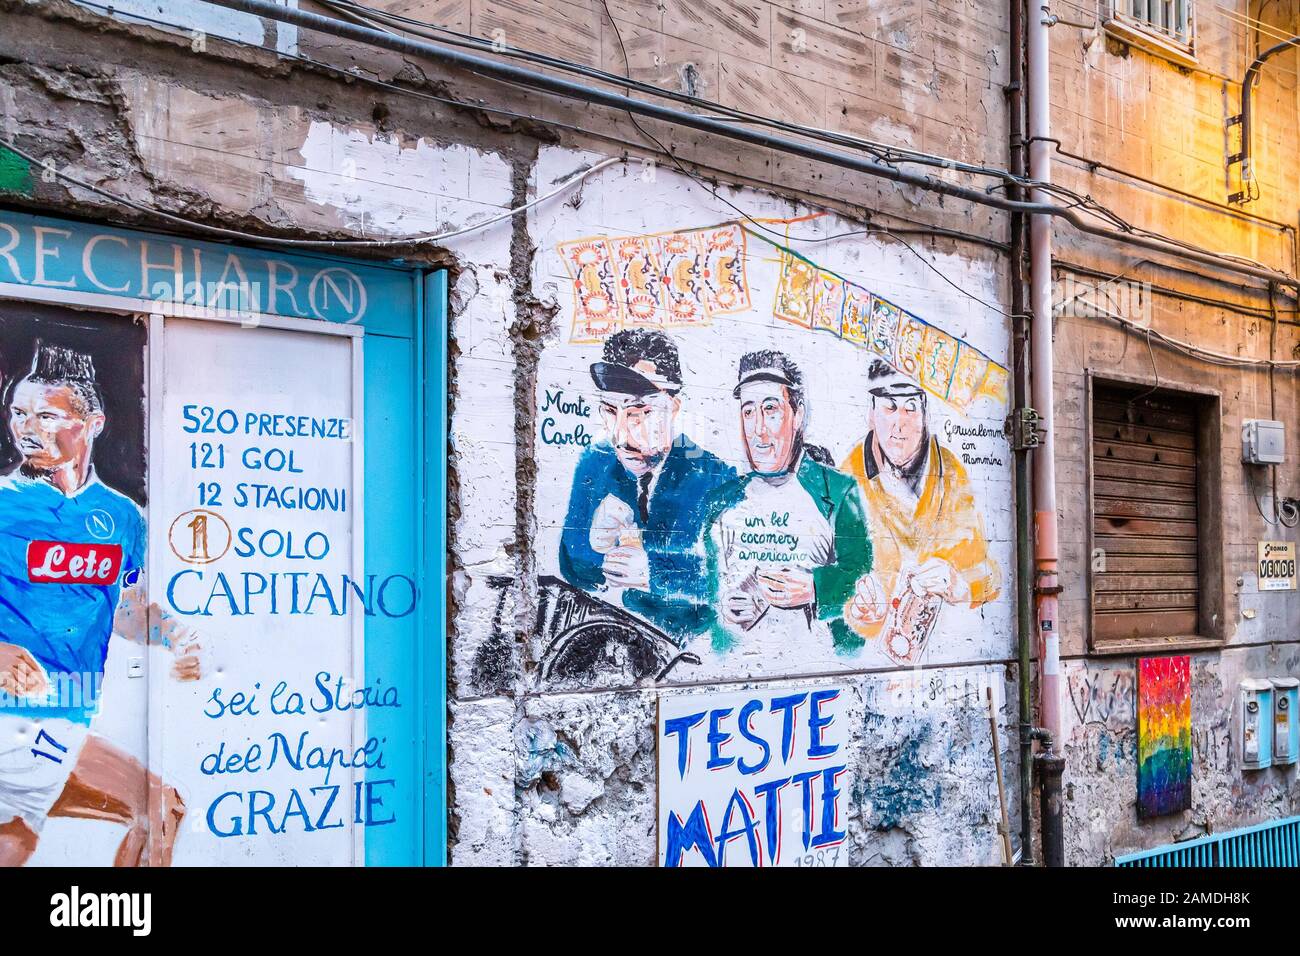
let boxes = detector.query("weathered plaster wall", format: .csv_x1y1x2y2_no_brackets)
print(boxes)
448,144,1023,865
376,0,1010,174
1061,646,1300,865
475,665,1021,866
1055,291,1300,865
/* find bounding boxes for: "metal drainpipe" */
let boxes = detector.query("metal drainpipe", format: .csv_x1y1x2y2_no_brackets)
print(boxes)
1027,1,1065,865
1006,0,1035,867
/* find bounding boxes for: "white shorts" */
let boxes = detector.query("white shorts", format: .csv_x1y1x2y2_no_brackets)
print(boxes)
0,716,90,832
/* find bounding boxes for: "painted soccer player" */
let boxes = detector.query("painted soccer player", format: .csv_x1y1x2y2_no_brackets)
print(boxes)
0,342,197,866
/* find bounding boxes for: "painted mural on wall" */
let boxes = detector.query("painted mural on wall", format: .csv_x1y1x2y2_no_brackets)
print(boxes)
522,178,1013,689
0,304,198,866
0,304,407,866
0,210,435,864
1136,655,1192,819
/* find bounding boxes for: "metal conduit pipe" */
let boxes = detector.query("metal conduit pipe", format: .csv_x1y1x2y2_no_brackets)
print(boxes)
1230,33,1300,204
1005,0,1036,868
1026,0,1064,868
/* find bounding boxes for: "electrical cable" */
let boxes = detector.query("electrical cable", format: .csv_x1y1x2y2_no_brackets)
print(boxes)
342,0,1285,272
1079,297,1300,368
68,0,616,143
1054,259,1151,316
10,0,1023,272
1127,328,1163,405
1058,260,1300,321
7,0,1027,317
1263,280,1300,528
737,222,1022,319
1216,4,1300,46
317,0,1280,267
596,2,1025,320
67,0,1013,257
322,0,1073,193
328,0,1300,373
114,0,1295,290
317,0,916,169
30,0,1300,295
1254,478,1280,526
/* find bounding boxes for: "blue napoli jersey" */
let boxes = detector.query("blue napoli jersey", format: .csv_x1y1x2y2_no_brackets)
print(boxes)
0,471,145,723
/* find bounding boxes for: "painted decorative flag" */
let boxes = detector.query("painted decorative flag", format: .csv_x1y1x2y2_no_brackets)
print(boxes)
559,224,751,342
767,242,1009,413
1136,655,1193,819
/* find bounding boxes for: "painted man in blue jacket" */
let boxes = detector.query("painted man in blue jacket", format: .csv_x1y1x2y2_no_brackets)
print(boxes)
559,329,735,642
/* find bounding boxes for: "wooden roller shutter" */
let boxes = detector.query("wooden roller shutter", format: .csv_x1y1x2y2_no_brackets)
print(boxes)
1092,384,1200,642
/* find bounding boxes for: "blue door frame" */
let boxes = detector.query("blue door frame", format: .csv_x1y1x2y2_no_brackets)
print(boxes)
0,208,448,866
422,270,448,867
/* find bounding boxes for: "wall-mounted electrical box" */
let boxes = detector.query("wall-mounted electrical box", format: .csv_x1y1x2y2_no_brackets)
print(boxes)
1272,678,1299,766
1243,679,1275,769
1243,419,1286,464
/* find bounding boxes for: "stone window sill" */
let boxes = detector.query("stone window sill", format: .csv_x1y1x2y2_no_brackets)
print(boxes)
1104,14,1198,70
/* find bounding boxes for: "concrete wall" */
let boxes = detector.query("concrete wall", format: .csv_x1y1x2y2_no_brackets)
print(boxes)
0,0,1027,865
373,0,1008,169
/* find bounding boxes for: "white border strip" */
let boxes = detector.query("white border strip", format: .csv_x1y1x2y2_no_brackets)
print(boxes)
0,283,363,338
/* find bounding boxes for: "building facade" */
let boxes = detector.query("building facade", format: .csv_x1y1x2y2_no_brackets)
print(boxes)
0,0,1295,866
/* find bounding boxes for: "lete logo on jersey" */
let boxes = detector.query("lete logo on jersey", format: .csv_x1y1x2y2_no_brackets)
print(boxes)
27,541,124,584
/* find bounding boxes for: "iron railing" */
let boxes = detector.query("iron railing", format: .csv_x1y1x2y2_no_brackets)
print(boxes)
1115,815,1300,866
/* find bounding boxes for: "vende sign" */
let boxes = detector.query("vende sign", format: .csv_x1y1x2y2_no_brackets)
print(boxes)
27,540,123,584
1258,540,1297,592
657,686,852,868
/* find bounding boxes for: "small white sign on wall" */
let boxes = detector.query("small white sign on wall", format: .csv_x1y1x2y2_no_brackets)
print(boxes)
1259,541,1297,591
657,686,852,867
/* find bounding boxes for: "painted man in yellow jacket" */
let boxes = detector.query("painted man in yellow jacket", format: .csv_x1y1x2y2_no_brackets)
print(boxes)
840,361,1000,663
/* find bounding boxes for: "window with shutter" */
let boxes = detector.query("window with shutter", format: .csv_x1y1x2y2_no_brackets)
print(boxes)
1089,379,1223,650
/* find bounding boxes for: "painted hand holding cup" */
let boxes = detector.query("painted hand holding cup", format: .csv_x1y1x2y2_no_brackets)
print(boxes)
169,629,205,682
758,567,814,608
603,545,649,589
910,557,970,605
590,494,636,554
847,572,888,626
723,589,763,627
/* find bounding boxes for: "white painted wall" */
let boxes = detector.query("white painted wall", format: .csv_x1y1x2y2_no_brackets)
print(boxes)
446,146,1022,865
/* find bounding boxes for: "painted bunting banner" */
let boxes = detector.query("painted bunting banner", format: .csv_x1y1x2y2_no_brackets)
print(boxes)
769,242,1008,414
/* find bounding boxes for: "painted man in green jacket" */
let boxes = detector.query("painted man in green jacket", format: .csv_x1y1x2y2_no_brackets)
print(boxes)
702,350,873,655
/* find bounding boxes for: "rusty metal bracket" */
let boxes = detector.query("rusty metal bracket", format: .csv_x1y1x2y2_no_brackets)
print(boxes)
1006,406,1042,450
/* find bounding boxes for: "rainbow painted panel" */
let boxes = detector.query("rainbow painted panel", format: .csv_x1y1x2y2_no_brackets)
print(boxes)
1137,655,1193,819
